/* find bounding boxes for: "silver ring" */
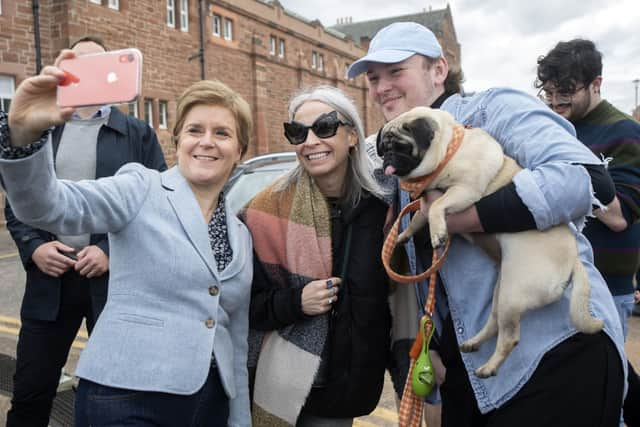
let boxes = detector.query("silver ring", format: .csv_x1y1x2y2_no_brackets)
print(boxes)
328,297,334,305
331,287,337,296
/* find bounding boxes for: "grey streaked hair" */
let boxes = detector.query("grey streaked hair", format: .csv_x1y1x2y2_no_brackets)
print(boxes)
276,85,388,206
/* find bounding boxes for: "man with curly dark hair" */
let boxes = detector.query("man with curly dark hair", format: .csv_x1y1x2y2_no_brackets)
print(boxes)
537,38,640,427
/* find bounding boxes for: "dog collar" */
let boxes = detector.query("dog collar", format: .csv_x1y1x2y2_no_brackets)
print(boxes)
400,124,465,200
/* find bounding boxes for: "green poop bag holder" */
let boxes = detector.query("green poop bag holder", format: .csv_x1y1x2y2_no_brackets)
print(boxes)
381,198,452,427
411,314,436,396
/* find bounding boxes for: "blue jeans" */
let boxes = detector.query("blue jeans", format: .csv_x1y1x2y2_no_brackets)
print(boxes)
612,293,635,339
75,363,229,426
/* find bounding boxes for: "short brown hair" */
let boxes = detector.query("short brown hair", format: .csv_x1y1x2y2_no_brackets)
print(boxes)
173,80,253,156
70,36,107,51
422,55,464,96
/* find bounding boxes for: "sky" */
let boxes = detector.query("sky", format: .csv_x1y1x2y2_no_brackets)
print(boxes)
279,0,640,115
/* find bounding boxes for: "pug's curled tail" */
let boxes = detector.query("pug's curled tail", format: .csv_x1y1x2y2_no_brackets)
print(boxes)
569,258,604,334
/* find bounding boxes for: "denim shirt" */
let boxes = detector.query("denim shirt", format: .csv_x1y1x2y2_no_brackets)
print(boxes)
400,87,626,413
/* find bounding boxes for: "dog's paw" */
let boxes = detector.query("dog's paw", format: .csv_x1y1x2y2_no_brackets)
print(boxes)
397,231,410,245
431,231,448,249
459,341,480,353
475,364,498,379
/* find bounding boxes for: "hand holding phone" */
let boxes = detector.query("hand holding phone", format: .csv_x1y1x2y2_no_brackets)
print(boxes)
56,48,143,108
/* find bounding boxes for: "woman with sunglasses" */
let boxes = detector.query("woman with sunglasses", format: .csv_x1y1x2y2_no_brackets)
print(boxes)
242,85,391,426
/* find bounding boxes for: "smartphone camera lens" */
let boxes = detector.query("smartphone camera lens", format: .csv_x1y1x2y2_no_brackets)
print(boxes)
127,54,134,62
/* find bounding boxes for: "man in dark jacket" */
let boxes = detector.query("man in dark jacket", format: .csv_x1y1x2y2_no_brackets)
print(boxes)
5,36,167,427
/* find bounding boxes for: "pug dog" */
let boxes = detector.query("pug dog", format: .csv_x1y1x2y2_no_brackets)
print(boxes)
376,106,603,378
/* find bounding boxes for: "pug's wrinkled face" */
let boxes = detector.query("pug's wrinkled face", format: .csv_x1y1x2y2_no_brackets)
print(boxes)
376,114,437,178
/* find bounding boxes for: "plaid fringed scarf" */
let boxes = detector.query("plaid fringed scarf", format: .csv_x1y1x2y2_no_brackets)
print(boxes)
242,173,332,426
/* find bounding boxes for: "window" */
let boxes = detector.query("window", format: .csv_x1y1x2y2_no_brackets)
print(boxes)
278,39,285,58
180,0,189,31
144,98,153,127
0,75,15,113
223,18,233,41
212,15,221,37
344,63,350,78
311,51,318,69
89,0,101,4
107,0,119,9
318,54,324,71
159,101,168,129
166,0,175,28
128,101,139,118
269,36,276,56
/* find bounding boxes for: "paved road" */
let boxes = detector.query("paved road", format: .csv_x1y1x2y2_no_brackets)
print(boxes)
0,225,639,426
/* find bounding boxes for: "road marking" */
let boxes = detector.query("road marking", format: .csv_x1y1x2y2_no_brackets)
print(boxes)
0,314,87,347
0,315,20,327
0,325,19,337
0,252,18,260
354,420,383,427
71,340,86,350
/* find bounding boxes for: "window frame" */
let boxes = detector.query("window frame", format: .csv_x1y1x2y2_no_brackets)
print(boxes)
223,17,233,41
311,51,318,69
269,35,276,56
107,0,119,10
179,0,189,32
166,0,175,28
278,39,285,58
212,15,221,37
0,75,15,114
144,98,154,127
158,100,168,129
128,101,139,119
89,0,101,4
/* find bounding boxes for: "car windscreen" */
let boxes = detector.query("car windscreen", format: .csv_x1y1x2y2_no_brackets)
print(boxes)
226,169,289,213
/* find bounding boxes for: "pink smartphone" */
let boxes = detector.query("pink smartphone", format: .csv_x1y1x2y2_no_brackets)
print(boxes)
56,48,143,108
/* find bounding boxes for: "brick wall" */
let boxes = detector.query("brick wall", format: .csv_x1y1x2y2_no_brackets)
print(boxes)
0,0,387,225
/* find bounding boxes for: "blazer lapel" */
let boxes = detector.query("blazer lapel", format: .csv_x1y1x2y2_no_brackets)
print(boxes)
161,167,219,279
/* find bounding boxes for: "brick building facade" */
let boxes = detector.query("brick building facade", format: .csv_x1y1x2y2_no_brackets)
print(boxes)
0,0,460,224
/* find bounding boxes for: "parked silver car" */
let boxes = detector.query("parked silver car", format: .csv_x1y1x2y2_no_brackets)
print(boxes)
225,152,298,213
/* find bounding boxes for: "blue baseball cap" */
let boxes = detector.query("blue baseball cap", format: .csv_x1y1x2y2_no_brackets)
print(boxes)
346,22,443,79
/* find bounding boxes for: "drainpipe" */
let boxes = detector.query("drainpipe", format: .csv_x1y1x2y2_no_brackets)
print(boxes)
188,0,206,79
197,0,206,79
32,0,42,74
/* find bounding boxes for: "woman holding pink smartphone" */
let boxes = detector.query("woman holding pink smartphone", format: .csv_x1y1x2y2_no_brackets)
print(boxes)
0,49,253,426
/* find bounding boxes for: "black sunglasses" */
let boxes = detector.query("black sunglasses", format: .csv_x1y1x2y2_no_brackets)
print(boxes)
283,111,351,145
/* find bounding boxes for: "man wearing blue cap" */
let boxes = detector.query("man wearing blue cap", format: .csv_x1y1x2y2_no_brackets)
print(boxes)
349,22,626,426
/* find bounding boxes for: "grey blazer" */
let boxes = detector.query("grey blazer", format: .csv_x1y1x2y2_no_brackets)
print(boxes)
0,142,252,426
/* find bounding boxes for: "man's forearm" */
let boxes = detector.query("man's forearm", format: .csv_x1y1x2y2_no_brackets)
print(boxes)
593,196,627,232
446,205,484,234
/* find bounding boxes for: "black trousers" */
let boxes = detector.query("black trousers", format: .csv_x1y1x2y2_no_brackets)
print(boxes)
7,270,99,427
624,361,640,427
439,315,624,427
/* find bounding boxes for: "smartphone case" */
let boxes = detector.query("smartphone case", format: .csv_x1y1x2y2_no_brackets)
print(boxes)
57,48,143,108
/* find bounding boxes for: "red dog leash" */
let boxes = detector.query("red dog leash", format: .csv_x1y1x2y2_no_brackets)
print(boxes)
381,124,465,427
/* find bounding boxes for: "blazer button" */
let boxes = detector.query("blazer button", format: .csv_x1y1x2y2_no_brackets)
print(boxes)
209,286,219,296
205,318,215,328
